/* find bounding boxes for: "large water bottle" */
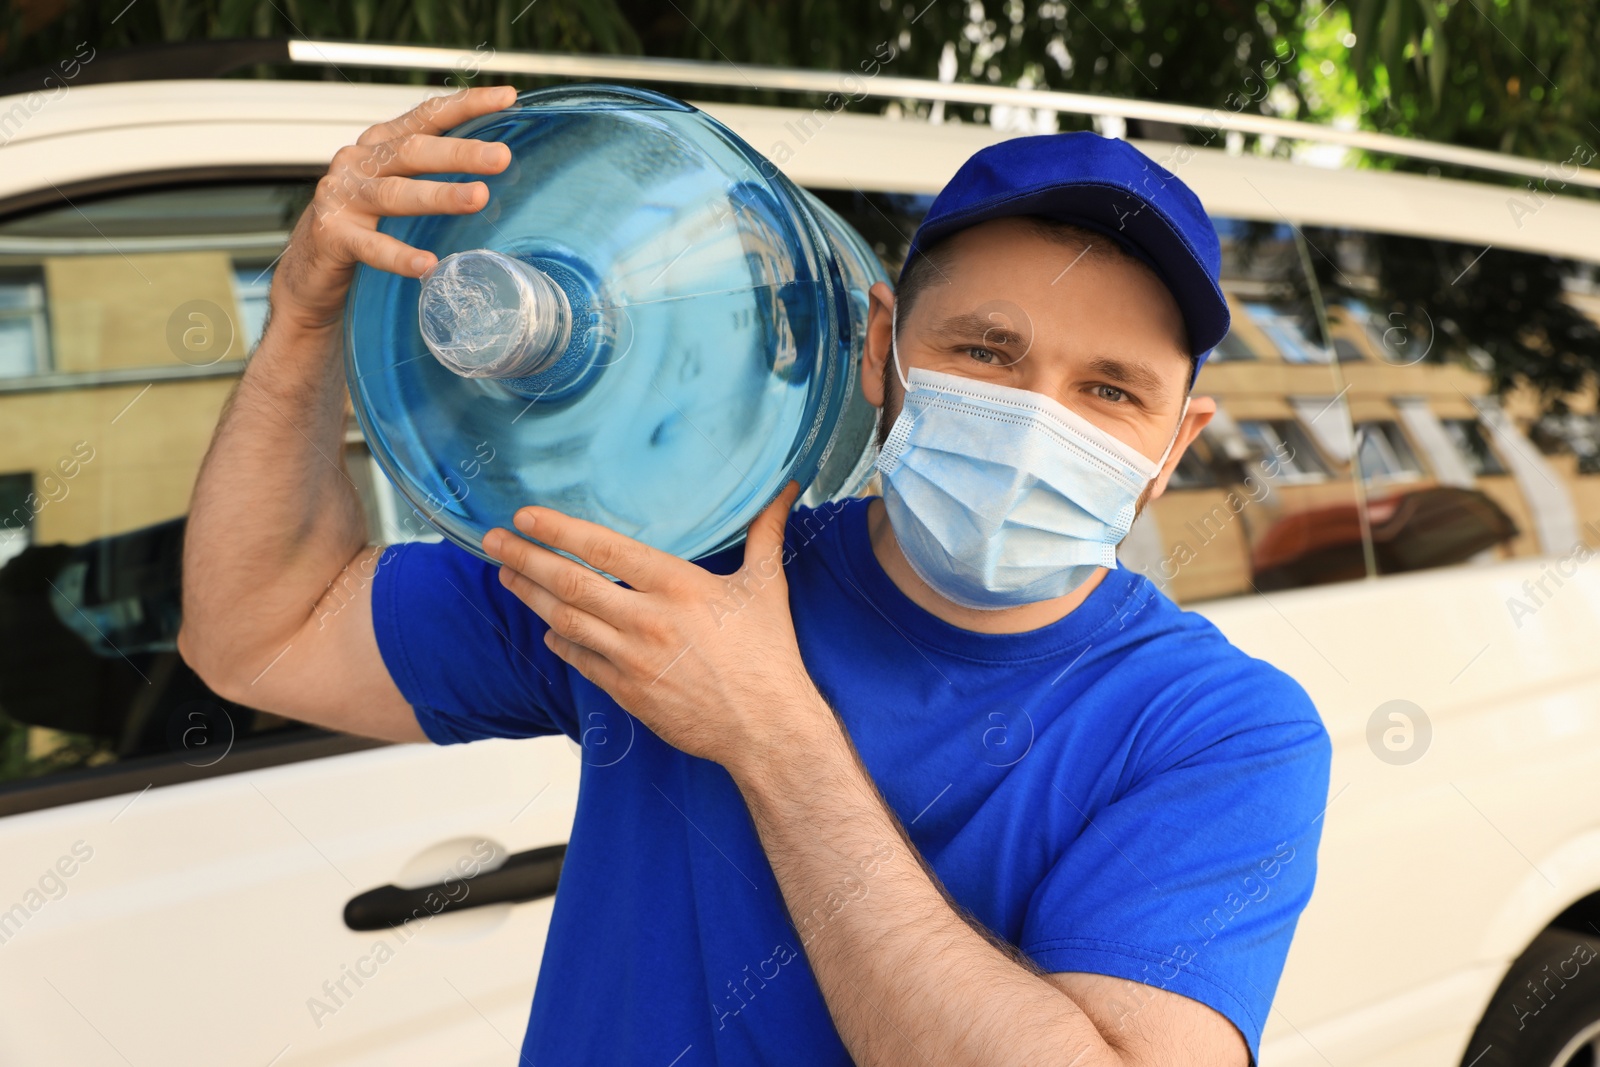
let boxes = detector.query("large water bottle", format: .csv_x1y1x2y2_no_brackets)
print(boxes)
345,84,888,563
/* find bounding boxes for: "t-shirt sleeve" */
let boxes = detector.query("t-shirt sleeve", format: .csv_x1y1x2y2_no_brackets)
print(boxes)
370,539,579,744
1018,669,1332,1065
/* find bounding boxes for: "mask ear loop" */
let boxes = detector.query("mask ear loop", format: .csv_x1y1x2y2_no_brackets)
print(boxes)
1153,396,1192,474
889,300,910,393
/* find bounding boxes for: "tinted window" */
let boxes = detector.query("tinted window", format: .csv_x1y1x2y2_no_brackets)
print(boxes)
1281,223,1599,580
0,181,388,793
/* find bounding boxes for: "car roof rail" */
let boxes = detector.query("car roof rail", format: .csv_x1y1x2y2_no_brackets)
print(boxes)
283,39,1600,192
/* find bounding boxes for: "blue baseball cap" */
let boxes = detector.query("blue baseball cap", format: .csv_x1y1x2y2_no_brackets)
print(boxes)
899,132,1230,381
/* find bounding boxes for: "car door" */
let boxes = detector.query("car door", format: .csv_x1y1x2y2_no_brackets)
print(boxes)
0,174,580,1067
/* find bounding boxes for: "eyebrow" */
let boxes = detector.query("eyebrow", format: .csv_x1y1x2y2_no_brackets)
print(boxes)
928,312,1029,347
1085,355,1172,397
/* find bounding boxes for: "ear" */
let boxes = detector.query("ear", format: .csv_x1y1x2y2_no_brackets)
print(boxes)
1148,394,1216,500
861,280,895,409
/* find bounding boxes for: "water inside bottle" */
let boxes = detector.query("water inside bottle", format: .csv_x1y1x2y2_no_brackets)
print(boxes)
346,85,881,562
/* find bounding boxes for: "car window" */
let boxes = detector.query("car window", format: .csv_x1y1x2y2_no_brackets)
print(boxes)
1302,224,1600,567
13,175,1571,785
0,179,417,807
1120,213,1600,601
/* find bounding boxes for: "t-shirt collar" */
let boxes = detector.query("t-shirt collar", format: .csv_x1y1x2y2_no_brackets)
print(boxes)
832,496,1154,664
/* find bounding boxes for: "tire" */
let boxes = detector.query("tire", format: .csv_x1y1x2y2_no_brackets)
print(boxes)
1460,929,1600,1067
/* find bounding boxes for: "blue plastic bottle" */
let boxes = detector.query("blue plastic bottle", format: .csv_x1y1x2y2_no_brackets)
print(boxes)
345,84,887,563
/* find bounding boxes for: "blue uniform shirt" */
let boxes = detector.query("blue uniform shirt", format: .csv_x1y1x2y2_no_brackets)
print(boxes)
371,495,1332,1065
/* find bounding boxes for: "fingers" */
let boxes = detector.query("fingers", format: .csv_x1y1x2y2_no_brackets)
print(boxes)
349,175,489,219
484,527,634,620
357,85,518,147
313,98,513,231
314,134,506,224
543,630,618,690
510,508,683,592
330,228,439,278
494,555,624,657
742,481,801,571
340,135,511,185
269,87,519,330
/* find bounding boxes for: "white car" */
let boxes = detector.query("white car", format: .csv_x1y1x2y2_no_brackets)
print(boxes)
2,43,1600,1067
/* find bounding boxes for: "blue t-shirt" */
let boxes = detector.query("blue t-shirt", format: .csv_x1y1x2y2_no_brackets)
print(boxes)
372,495,1331,1066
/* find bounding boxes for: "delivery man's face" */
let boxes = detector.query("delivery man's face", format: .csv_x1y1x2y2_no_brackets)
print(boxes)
862,216,1198,472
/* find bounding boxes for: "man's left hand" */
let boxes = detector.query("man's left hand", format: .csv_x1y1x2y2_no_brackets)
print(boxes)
482,481,829,770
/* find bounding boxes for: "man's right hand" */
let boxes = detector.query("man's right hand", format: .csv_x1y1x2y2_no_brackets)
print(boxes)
269,84,517,334
181,86,523,742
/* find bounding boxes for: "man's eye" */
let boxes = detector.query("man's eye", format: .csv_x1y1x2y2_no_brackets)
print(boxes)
965,346,1004,365
1095,384,1128,403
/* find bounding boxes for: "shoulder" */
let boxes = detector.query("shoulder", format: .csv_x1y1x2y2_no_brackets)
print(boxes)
1116,575,1321,720
1106,576,1330,780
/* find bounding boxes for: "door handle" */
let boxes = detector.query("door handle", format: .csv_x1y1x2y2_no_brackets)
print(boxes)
343,843,566,931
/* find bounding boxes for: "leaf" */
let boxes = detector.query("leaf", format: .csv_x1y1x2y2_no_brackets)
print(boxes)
1414,0,1446,107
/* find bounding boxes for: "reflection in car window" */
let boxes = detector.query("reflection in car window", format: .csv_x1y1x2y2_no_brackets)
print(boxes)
1208,329,1257,363
1533,412,1600,476
1242,302,1329,364
0,269,48,378
1237,420,1331,482
0,473,31,568
1355,421,1425,483
1165,446,1217,490
0,181,332,789
232,262,275,353
1442,418,1509,477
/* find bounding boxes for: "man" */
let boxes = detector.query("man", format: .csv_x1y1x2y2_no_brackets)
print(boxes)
181,86,1331,1066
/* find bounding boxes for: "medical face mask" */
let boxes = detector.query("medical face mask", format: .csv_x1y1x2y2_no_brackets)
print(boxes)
875,313,1188,610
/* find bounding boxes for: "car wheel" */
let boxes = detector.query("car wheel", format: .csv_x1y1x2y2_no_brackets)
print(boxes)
1460,929,1600,1067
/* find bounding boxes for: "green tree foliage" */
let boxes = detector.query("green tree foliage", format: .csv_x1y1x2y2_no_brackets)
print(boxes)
3,1,1311,124
1342,0,1599,162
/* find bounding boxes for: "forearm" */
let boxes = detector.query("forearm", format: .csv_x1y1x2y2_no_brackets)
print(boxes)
731,695,1123,1067
179,315,373,691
